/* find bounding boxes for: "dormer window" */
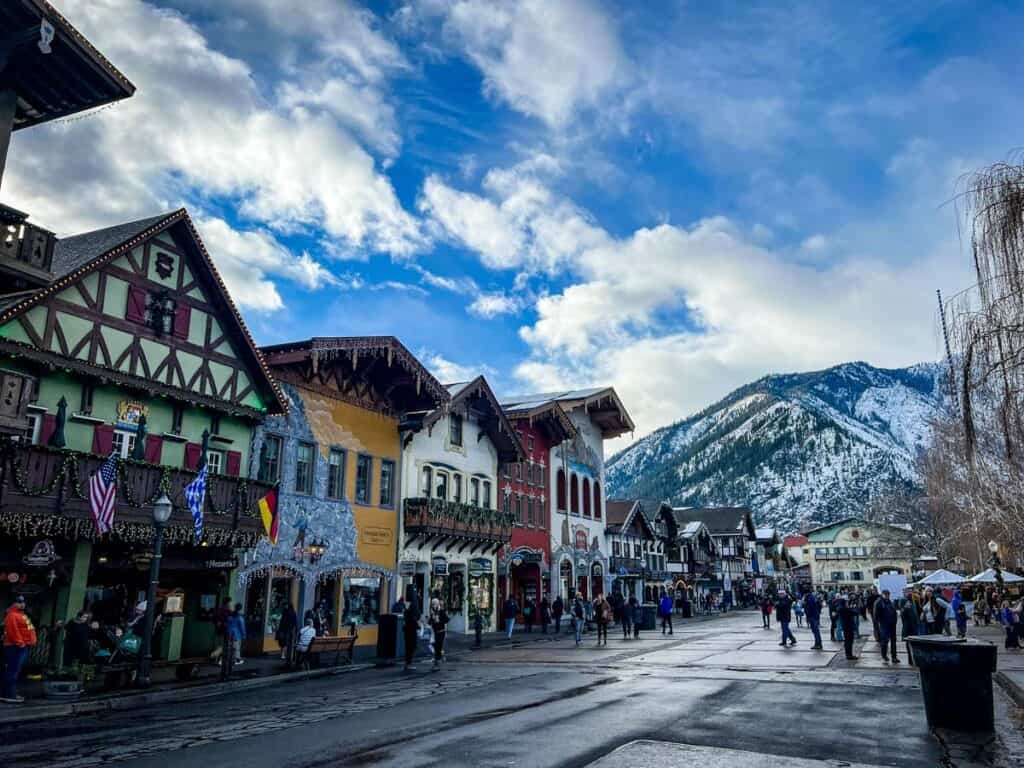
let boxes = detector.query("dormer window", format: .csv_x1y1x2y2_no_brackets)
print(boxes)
145,289,176,336
449,413,463,447
125,286,190,339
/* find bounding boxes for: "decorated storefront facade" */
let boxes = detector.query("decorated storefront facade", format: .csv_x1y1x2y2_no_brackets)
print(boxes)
250,337,447,655
605,499,661,602
502,388,634,602
496,401,575,615
399,377,523,634
0,209,286,665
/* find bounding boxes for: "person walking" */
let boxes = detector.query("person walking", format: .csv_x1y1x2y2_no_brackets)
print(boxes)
951,590,968,638
921,590,946,635
760,595,772,629
803,590,823,649
571,593,585,646
621,595,634,639
403,587,422,672
873,589,900,663
838,595,858,660
226,603,246,667
503,595,518,640
775,591,796,647
1002,601,1020,650
632,596,643,639
829,593,840,642
428,597,449,671
793,597,804,628
277,602,298,663
659,590,674,635
900,597,920,639
523,598,536,634
593,593,611,646
866,588,880,643
539,595,551,634
294,617,317,668
2,595,36,703
552,595,564,635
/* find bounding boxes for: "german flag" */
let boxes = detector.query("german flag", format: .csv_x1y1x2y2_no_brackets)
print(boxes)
258,485,279,545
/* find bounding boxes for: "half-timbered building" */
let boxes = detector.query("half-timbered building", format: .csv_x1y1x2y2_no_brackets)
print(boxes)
0,208,286,661
248,337,448,657
399,376,524,634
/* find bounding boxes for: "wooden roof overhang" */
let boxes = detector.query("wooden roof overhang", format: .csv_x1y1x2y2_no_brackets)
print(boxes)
562,388,635,438
1,0,135,129
260,336,449,417
504,400,576,444
422,376,525,464
0,209,288,419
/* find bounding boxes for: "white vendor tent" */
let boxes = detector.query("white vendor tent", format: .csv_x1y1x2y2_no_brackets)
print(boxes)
969,568,1024,584
914,569,967,586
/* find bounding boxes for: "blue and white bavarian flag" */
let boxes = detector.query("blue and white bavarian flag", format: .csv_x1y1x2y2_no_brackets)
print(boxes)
184,465,208,542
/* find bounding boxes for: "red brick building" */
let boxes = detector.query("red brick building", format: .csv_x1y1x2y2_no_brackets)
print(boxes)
497,401,575,616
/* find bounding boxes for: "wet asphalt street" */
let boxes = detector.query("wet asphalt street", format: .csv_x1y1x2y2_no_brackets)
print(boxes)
1,610,1020,768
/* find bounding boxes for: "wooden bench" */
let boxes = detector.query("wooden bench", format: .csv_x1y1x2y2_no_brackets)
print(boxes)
300,625,358,669
98,657,207,689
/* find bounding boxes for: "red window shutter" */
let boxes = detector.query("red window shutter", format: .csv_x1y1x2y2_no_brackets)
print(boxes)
126,285,148,323
225,450,241,477
184,442,202,470
38,414,57,446
173,301,191,340
92,424,114,455
144,434,163,465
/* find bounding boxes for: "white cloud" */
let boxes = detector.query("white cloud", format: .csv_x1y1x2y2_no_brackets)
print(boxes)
468,291,522,317
7,0,422,271
196,217,345,313
437,0,627,128
422,352,489,384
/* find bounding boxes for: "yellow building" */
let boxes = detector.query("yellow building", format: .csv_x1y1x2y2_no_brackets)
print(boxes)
240,338,447,656
804,517,915,590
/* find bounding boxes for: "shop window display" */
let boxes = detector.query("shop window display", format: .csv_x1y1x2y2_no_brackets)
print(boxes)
342,576,380,626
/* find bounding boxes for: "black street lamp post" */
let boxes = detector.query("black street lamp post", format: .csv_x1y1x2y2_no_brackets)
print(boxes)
988,540,1005,595
137,493,173,687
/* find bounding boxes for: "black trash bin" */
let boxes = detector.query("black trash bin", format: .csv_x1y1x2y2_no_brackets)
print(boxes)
641,604,658,630
376,614,403,666
906,635,997,732
681,599,693,619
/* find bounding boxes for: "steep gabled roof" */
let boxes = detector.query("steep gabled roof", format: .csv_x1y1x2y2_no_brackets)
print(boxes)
606,497,659,539
501,386,634,438
502,399,576,443
0,208,287,416
423,375,524,464
671,506,756,539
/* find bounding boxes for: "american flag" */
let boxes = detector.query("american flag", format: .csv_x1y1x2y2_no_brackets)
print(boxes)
89,453,118,535
184,465,207,542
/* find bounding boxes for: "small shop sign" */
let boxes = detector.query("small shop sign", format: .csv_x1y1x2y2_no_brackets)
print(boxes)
116,400,148,429
432,556,448,575
469,558,492,576
399,561,417,576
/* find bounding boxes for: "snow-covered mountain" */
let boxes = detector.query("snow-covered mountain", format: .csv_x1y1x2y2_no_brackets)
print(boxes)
605,362,947,532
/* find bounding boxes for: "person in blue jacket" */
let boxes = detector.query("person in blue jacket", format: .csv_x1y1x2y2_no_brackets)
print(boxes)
803,590,823,649
658,590,674,635
227,603,246,667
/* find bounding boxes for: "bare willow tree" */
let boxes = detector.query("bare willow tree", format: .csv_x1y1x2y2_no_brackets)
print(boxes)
935,157,1024,564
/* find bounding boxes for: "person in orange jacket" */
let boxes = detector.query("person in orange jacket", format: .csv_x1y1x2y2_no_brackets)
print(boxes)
3,595,37,703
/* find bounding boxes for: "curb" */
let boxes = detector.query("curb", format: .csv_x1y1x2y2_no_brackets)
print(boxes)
995,670,1024,708
0,662,372,726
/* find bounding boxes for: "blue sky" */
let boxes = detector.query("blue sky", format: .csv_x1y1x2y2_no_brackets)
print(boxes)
8,0,1023,446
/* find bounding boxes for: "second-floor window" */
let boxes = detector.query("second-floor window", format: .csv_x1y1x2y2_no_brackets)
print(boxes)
613,541,621,557
206,449,223,476
634,543,642,558
327,448,345,499
379,459,395,507
355,454,372,504
449,414,463,447
258,436,281,483
482,480,491,509
453,473,463,503
421,466,433,497
111,429,136,459
515,494,523,525
171,403,184,435
295,442,314,494
527,496,535,525
434,470,448,501
79,382,94,415
470,477,480,506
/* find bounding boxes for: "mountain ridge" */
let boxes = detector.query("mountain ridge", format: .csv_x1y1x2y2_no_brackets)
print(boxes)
605,361,947,532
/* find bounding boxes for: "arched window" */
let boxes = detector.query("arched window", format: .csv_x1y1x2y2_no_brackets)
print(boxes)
556,468,566,511
570,473,579,515
582,477,591,517
593,481,602,520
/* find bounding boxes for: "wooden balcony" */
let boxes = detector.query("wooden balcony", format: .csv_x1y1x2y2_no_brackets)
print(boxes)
0,206,55,290
610,556,643,574
403,497,513,554
0,442,271,547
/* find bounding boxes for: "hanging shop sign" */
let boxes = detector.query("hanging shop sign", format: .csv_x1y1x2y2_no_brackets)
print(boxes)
23,539,60,567
205,558,239,570
469,558,492,576
432,556,448,576
399,561,418,577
